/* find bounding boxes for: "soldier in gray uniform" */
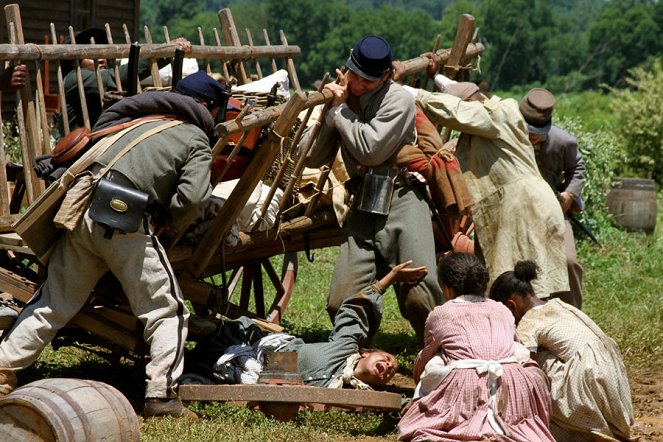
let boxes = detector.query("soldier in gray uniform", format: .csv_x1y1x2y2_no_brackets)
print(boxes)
188,261,428,389
0,71,227,419
301,35,443,343
520,88,586,308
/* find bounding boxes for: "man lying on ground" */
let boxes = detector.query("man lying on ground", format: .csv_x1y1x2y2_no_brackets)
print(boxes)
185,261,428,389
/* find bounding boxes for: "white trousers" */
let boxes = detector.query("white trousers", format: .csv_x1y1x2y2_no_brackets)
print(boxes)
0,210,189,398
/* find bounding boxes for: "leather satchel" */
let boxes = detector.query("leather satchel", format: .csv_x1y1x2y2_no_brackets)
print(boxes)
88,178,149,234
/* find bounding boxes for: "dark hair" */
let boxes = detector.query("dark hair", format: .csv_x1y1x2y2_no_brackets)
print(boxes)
437,252,489,295
489,260,539,302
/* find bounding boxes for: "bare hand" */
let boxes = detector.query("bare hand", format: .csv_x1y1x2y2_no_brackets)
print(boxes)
392,61,406,83
420,51,441,78
10,64,28,89
390,261,428,285
559,191,573,214
170,37,192,55
325,68,348,106
0,64,28,91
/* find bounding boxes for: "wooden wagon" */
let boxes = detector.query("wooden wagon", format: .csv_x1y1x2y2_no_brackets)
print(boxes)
0,3,483,413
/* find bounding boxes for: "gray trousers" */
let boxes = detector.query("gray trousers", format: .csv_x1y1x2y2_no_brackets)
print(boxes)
327,185,443,343
550,220,583,308
0,210,188,399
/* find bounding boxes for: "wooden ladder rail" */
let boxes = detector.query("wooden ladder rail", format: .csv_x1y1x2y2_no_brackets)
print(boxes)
218,8,249,84
4,4,44,205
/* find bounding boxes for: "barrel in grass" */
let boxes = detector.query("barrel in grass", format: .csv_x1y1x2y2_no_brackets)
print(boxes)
0,378,140,441
606,177,658,234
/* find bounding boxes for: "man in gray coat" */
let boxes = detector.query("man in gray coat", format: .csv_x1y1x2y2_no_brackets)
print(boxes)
301,35,442,343
520,88,586,308
0,71,226,418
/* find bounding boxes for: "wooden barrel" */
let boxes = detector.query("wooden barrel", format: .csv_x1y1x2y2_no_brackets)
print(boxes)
606,177,658,234
0,378,140,442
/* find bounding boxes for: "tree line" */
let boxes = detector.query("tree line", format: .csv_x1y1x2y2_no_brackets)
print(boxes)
140,0,663,92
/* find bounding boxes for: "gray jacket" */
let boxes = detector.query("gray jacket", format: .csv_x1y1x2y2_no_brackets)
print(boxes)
534,126,585,199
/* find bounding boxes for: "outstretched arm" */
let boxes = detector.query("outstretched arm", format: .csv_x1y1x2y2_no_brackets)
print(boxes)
377,260,428,290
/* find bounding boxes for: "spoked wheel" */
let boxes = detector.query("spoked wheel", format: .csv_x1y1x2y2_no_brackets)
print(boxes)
221,251,298,324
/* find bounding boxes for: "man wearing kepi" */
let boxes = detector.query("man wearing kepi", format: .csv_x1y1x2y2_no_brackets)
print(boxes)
0,71,225,419
301,35,443,342
520,88,585,308
403,55,568,298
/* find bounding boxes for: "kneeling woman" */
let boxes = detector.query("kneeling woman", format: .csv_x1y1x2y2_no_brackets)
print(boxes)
398,253,554,442
489,260,633,441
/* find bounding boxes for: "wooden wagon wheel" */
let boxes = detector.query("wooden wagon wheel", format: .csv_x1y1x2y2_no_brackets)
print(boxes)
222,251,298,324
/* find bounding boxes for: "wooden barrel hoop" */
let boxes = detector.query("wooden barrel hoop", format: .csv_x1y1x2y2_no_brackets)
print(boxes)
0,378,139,442
606,177,657,234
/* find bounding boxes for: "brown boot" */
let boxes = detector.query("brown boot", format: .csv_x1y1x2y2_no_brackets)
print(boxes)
0,370,17,397
143,397,198,419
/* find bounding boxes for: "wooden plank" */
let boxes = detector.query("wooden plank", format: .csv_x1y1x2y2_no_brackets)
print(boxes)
0,266,37,303
178,384,402,411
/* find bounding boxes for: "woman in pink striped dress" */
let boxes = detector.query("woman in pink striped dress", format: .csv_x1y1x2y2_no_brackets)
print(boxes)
398,253,554,442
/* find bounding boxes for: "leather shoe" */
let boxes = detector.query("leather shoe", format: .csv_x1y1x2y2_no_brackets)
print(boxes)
143,397,198,419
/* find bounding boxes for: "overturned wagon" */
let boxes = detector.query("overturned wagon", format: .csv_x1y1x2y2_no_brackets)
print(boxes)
0,3,483,413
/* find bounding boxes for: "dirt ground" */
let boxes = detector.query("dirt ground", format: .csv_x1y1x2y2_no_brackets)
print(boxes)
630,367,663,441
385,367,663,441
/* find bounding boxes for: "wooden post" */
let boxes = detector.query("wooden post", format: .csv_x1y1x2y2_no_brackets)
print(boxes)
197,26,212,75
144,26,163,88
279,30,300,92
443,14,475,79
106,23,123,92
50,23,70,134
122,24,141,93
218,8,249,84
91,36,106,110
68,26,92,130
212,28,231,80
32,56,50,156
263,30,278,74
4,5,44,202
187,92,308,279
245,28,263,79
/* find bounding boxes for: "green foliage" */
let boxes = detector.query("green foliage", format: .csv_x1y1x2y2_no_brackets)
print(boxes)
588,2,662,87
2,119,22,163
140,0,205,30
556,115,625,236
609,58,663,183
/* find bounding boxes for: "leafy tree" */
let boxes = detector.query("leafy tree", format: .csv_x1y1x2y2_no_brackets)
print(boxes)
588,2,660,86
140,0,205,30
610,59,663,183
479,0,559,90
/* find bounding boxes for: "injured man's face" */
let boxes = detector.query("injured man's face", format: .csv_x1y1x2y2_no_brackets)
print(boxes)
354,350,398,387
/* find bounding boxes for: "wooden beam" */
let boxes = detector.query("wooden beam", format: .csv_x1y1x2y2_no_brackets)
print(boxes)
178,384,402,411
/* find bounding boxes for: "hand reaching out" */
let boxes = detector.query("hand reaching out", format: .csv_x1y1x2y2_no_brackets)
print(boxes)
379,260,428,289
